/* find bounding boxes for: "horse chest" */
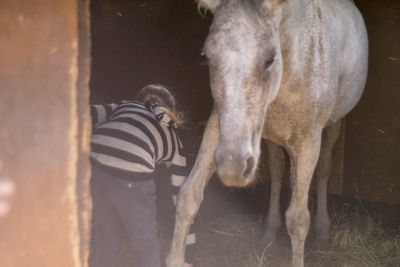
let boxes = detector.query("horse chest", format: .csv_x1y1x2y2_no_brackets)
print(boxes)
262,102,295,146
261,90,326,146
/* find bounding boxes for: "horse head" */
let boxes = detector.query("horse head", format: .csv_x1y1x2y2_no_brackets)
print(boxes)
200,0,285,187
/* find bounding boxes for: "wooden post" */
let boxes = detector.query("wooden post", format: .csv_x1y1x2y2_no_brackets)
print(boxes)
0,0,91,266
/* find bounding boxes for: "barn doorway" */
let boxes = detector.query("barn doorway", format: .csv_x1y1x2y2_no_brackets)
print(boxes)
88,0,400,266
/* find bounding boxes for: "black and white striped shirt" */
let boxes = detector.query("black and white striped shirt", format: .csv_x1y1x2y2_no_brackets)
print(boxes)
90,101,195,262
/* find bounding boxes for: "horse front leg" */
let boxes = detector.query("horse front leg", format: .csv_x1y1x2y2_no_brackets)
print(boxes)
166,108,219,267
261,140,285,249
285,131,322,267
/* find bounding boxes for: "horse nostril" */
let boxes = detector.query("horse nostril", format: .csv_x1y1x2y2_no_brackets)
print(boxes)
243,156,255,178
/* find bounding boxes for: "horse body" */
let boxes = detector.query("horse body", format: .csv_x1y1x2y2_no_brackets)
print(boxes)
261,0,367,256
167,0,368,266
267,1,365,137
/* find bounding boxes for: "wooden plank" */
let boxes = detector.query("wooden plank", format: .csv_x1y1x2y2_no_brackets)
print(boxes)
76,0,92,266
0,0,90,266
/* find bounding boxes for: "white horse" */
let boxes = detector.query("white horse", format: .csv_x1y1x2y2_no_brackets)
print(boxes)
167,0,368,266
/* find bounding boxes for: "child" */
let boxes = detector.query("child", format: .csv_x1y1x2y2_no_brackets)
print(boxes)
89,84,195,267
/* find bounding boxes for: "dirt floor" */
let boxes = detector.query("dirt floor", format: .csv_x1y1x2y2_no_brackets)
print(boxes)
118,186,400,267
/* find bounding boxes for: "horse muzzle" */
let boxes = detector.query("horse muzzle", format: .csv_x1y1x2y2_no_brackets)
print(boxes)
214,146,256,187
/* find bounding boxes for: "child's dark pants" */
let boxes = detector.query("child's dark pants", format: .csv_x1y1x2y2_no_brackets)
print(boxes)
89,164,161,267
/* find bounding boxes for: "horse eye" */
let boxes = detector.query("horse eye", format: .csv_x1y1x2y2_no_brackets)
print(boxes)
264,57,275,69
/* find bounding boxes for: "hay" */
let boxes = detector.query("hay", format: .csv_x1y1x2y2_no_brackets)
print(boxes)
193,210,400,267
114,208,400,267
313,211,400,267
195,215,291,267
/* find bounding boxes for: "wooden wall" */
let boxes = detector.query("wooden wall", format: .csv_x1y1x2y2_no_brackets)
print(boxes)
0,0,91,266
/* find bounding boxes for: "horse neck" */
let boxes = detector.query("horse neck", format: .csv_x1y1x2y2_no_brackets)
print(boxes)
279,0,313,37
278,0,320,58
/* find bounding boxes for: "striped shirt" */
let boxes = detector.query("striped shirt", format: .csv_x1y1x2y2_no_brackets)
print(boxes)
90,101,195,262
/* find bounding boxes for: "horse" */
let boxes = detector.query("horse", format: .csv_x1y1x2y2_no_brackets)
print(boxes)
167,0,368,266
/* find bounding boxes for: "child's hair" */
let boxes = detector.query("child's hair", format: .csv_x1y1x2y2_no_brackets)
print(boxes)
136,84,183,125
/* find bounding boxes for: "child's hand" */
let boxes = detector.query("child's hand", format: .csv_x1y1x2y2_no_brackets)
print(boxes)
183,263,193,267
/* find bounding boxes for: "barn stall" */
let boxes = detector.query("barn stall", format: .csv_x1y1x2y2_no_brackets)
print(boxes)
90,0,400,205
89,0,399,266
0,0,399,266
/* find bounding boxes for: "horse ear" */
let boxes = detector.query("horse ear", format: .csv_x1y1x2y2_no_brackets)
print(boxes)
197,0,220,13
